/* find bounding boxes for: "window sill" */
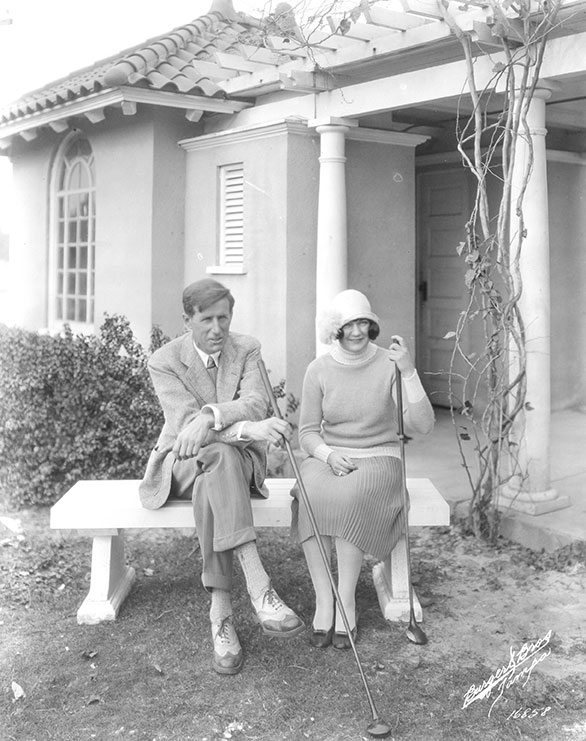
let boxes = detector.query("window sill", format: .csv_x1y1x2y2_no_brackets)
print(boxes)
47,320,95,336
206,265,248,275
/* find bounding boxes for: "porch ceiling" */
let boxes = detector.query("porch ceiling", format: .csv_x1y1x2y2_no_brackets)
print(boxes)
1,0,585,150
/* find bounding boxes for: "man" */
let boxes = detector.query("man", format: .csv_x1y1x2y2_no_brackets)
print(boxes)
140,279,304,675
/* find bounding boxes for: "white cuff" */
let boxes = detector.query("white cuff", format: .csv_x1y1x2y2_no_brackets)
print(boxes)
236,421,248,441
202,404,223,431
403,371,427,403
313,443,334,463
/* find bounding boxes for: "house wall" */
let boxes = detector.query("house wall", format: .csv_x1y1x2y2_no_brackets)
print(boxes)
284,131,320,402
6,109,192,344
347,140,417,352
183,126,419,405
283,135,417,403
8,136,54,328
415,155,586,412
548,158,586,409
150,113,190,339
92,109,192,345
183,125,297,389
91,115,155,343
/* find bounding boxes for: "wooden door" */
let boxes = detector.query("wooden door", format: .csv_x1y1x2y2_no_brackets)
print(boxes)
416,169,471,408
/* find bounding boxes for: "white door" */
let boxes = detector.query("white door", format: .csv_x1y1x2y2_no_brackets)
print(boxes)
416,169,472,408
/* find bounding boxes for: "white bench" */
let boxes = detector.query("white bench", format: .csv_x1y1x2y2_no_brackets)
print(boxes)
50,477,450,625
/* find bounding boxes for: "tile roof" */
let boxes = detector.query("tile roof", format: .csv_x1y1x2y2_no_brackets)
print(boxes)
0,4,293,124
4,0,583,136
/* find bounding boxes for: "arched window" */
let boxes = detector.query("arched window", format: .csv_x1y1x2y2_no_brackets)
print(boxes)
51,134,95,326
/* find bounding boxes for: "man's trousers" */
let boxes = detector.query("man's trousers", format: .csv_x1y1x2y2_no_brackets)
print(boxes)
171,442,257,591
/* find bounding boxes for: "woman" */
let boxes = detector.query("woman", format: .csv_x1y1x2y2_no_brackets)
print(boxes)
292,289,434,649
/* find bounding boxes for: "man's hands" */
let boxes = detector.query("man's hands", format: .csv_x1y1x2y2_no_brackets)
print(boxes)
173,414,292,460
173,409,215,460
241,417,292,446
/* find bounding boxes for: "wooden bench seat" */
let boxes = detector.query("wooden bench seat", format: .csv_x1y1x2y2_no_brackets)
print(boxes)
50,477,450,625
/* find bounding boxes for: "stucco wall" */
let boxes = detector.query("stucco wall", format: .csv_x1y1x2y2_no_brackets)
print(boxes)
415,155,586,412
548,158,586,409
91,115,155,343
183,125,294,386
183,126,418,403
284,131,320,402
6,109,193,345
8,136,54,328
346,140,417,351
93,109,192,345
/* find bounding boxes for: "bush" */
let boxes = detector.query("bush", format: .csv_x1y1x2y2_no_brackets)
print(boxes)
0,315,168,509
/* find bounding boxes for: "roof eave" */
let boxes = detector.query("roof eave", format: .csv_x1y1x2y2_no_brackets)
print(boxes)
0,86,252,148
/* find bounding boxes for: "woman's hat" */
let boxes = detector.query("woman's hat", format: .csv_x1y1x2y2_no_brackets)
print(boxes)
318,289,380,344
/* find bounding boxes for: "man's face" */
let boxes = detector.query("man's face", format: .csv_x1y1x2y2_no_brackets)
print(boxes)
184,297,233,355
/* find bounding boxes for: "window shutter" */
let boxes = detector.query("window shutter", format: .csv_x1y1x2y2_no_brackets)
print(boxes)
220,164,244,266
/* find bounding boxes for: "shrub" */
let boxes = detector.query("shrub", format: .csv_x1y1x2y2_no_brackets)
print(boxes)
0,315,167,509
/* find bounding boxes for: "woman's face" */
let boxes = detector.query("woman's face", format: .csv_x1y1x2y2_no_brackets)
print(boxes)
339,318,371,353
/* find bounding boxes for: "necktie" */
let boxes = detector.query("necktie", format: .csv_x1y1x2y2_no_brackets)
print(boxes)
206,355,218,384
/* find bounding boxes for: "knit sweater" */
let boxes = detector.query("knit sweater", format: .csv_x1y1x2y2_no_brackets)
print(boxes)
298,342,434,458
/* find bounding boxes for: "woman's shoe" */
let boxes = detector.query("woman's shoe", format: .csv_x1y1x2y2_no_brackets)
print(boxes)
332,626,357,650
309,626,334,648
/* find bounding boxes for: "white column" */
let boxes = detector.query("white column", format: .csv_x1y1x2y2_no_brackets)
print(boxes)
503,88,569,515
313,122,352,353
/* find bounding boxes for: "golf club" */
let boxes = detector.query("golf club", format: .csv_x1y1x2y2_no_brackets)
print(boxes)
394,364,428,646
257,359,394,740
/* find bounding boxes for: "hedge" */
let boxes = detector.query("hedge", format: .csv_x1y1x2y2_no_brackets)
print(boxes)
0,316,298,509
0,315,168,509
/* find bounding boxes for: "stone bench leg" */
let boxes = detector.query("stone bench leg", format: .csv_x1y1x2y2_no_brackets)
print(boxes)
76,529,136,625
372,535,423,623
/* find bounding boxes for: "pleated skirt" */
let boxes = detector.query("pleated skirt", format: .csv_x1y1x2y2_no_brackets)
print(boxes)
290,455,408,561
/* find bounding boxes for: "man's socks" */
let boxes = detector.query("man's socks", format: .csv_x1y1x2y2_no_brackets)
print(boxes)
209,587,232,624
235,541,270,601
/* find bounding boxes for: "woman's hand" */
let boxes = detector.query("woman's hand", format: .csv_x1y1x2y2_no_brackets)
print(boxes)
327,451,357,477
388,335,416,376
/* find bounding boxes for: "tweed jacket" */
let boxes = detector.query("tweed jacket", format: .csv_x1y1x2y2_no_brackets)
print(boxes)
139,331,270,510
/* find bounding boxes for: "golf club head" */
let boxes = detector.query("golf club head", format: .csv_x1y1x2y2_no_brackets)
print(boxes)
406,620,428,645
366,718,394,738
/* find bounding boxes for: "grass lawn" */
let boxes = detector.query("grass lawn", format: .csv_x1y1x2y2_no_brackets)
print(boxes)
2,508,586,741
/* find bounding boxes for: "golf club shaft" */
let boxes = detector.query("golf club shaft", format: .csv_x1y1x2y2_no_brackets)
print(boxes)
257,359,381,723
394,367,417,623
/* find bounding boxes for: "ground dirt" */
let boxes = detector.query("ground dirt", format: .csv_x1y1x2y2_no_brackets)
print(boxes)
1,508,586,741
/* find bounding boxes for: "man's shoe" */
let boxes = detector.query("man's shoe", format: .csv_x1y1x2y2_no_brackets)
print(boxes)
251,585,305,638
211,616,243,675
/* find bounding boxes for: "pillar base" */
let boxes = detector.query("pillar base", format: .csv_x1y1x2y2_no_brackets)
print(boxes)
498,487,571,516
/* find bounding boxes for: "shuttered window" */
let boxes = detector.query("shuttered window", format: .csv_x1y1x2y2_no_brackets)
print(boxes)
219,163,244,267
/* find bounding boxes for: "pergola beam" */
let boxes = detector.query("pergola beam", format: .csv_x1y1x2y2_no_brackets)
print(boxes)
311,30,586,120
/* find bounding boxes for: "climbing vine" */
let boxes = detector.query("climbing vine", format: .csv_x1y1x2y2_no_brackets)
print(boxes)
237,0,564,539
440,0,561,539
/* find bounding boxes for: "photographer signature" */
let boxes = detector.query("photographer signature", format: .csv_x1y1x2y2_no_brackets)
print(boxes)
462,629,552,717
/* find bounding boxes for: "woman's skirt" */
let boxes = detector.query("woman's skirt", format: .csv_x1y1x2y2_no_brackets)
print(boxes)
290,455,407,561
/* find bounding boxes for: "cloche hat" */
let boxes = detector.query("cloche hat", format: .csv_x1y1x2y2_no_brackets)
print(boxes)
318,289,380,344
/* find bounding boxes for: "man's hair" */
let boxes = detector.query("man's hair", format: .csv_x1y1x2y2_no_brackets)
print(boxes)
182,279,235,316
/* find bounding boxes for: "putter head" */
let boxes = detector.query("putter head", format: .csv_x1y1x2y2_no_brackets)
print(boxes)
367,718,394,739
406,621,428,645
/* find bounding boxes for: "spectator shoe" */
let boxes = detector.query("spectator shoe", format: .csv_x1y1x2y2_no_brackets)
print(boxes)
251,584,305,638
211,616,243,675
